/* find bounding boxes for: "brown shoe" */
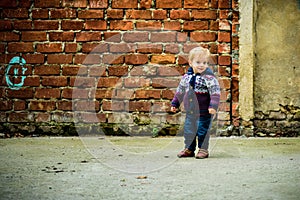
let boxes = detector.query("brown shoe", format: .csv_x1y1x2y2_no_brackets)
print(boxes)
177,148,195,158
195,149,209,159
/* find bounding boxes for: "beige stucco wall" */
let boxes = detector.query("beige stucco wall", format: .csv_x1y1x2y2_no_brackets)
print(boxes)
254,0,300,112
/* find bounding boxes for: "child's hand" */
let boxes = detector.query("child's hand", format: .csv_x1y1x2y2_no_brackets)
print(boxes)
208,108,216,115
170,106,177,113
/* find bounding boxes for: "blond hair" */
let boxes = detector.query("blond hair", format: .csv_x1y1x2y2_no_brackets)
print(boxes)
188,47,211,63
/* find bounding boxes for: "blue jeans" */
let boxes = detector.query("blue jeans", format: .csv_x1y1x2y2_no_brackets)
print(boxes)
183,114,212,152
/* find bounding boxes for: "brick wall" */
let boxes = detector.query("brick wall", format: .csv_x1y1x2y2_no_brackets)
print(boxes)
0,0,239,136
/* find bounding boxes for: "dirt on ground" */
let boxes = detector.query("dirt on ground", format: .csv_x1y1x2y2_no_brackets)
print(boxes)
0,136,299,200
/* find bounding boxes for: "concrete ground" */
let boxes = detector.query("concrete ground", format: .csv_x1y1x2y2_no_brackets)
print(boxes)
0,136,299,200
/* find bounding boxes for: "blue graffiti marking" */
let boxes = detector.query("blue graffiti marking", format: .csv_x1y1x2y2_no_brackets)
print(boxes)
5,56,27,90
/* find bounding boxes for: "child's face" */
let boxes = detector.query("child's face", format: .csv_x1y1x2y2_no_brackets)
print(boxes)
189,56,209,74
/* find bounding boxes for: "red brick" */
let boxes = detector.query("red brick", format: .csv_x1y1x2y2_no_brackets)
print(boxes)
210,20,219,31
218,43,231,54
34,20,59,30
177,32,188,43
123,32,149,43
107,9,124,19
42,76,68,87
74,54,101,65
84,20,107,30
110,20,133,30
191,10,217,19
29,100,56,111
7,42,34,53
57,101,73,111
162,89,175,100
184,0,209,8
47,54,73,64
135,89,161,99
35,88,61,99
0,101,13,111
219,0,231,9
0,0,17,8
74,101,100,111
218,31,231,42
35,113,51,122
129,66,157,76
157,66,181,76
23,76,40,87
170,10,190,20
219,19,231,30
50,9,77,19
140,0,152,8
22,31,47,41
152,101,170,113
219,10,232,19
150,32,176,42
89,0,108,8
95,89,113,99
70,77,95,88
23,54,45,64
124,77,150,88
152,78,179,88
62,88,89,99
61,20,84,30
32,9,49,19
165,44,180,54
65,43,78,53
49,32,74,41
210,0,219,8
97,77,121,88
7,88,34,99
3,8,29,18
137,44,163,54
82,43,108,53
108,66,128,76
34,65,60,75
0,32,19,41
164,21,181,31
232,64,239,77
218,56,231,66
125,54,148,65
62,0,87,7
152,10,167,20
191,32,216,42
102,54,124,64
102,100,125,111
89,66,106,77
218,66,230,77
76,32,102,42
8,112,33,122
151,55,176,64
126,10,151,19
37,43,62,53
112,88,135,99
0,20,13,30
78,10,104,19
108,43,133,53
35,0,60,8
128,101,151,112
62,65,88,76
156,0,181,8
112,0,138,8
136,21,161,30
0,44,5,53
103,32,121,42
80,113,106,123
232,35,239,50
14,100,26,111
219,78,231,89
183,21,208,31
